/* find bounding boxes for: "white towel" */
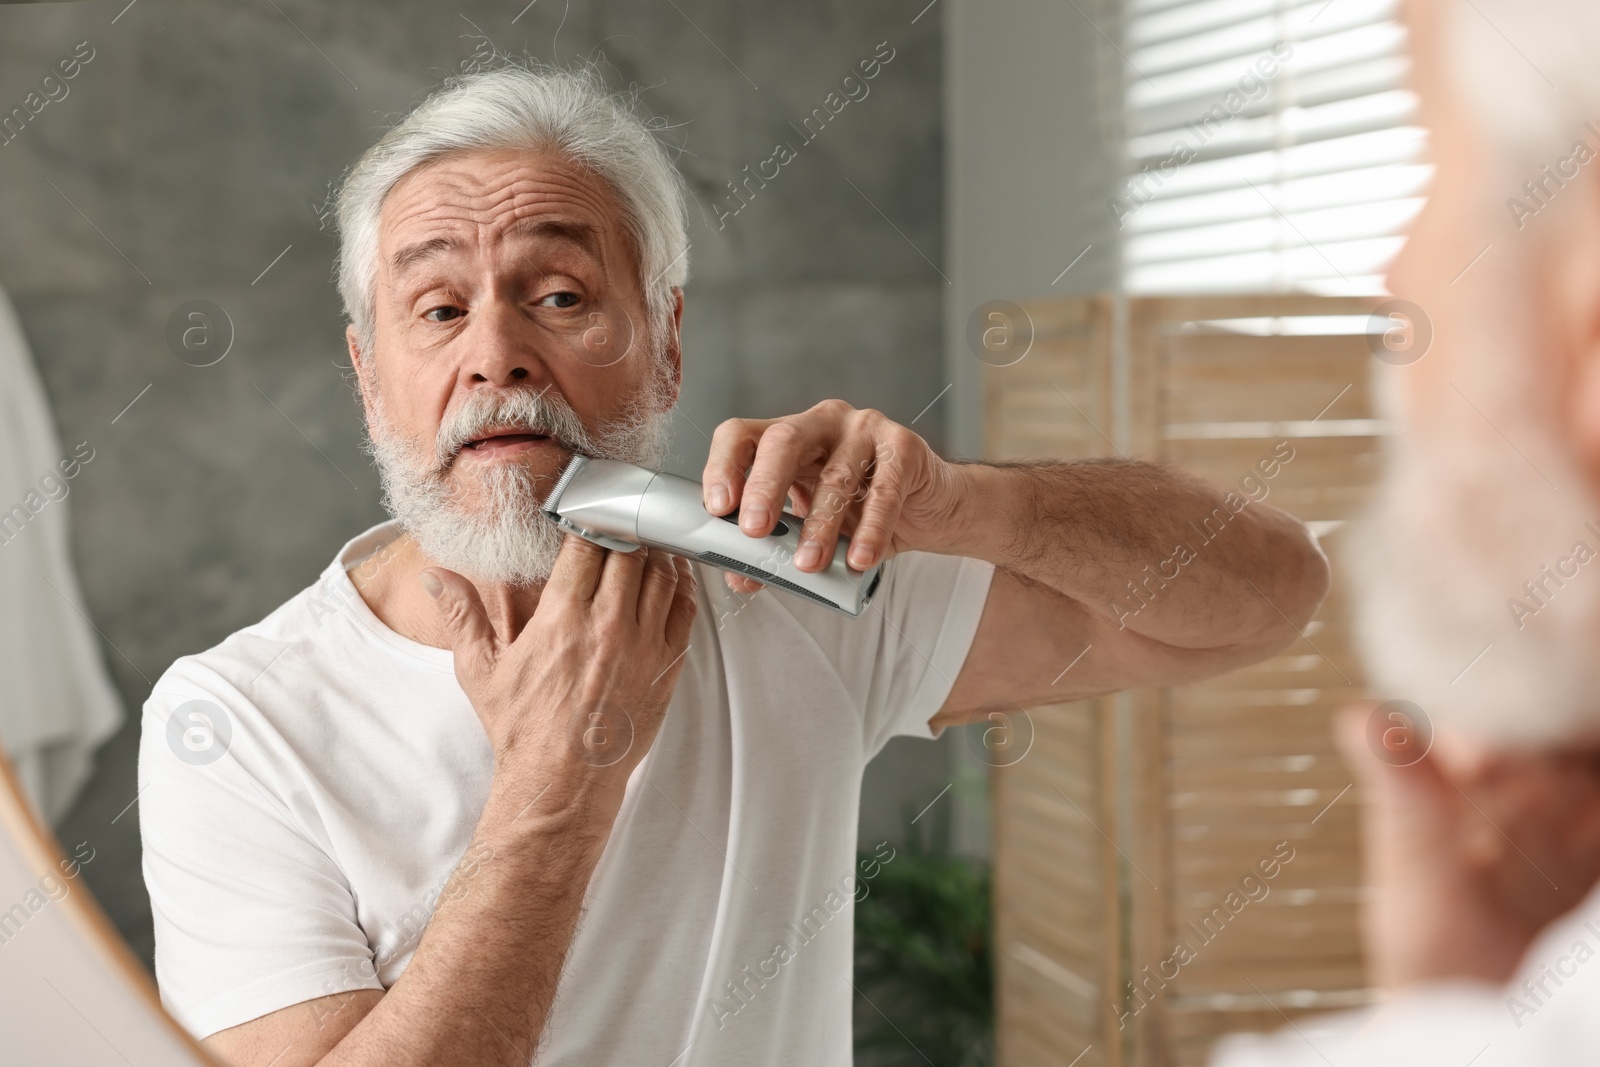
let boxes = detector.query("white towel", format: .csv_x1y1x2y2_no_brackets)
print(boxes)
0,283,123,827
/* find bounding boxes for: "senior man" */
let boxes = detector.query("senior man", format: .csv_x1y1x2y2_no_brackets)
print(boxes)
1210,0,1600,1065
138,64,1327,1067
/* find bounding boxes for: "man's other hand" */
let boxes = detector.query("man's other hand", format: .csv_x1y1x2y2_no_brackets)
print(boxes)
1337,703,1600,988
422,536,697,797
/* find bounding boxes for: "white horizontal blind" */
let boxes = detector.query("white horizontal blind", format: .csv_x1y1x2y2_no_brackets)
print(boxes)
1119,0,1431,295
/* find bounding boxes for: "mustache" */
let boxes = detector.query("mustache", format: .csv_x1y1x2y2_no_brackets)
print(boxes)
434,386,592,467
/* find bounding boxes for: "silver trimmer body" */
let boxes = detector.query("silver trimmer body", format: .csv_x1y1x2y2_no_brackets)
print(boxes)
541,455,885,617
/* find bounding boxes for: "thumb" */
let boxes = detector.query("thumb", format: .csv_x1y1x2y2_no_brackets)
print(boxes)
420,567,498,683
1335,702,1449,795
1336,701,1466,867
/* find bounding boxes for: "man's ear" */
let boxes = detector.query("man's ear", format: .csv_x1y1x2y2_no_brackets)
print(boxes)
347,324,379,422
661,286,686,407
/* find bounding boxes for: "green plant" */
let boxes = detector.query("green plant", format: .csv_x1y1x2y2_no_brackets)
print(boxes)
853,810,994,1067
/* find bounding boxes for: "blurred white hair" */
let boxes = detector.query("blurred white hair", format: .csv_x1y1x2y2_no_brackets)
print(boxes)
1346,0,1600,746
331,59,690,364
1449,0,1600,163
1349,278,1600,746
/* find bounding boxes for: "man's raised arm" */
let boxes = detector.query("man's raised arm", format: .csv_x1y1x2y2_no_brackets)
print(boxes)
930,456,1330,724
696,400,1329,726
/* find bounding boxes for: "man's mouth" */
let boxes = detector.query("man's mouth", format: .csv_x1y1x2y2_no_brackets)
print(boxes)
459,428,555,457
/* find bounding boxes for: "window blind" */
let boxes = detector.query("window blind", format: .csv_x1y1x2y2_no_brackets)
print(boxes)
1118,0,1431,295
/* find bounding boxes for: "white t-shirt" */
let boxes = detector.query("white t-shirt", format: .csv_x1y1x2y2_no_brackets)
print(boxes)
1208,876,1600,1067
139,520,995,1065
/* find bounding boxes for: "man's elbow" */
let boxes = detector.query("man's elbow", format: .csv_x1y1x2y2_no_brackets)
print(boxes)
1192,527,1330,677
1257,520,1332,647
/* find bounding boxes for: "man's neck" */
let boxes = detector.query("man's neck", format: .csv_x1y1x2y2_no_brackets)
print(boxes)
350,530,548,649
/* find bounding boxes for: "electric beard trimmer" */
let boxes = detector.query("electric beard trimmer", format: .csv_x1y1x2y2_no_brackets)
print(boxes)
541,455,885,617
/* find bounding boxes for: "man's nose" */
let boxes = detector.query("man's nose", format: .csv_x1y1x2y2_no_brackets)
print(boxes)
464,299,550,386
1384,219,1420,300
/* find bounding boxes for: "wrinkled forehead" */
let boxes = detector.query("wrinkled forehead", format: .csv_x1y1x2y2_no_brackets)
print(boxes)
376,147,639,279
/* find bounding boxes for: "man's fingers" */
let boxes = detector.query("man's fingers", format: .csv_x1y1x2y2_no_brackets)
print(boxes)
846,444,905,570
1335,702,1462,856
703,419,764,516
664,555,699,651
421,567,499,683
1333,703,1386,798
543,533,612,604
634,547,681,626
794,438,876,572
723,571,765,595
593,540,651,616
739,421,816,537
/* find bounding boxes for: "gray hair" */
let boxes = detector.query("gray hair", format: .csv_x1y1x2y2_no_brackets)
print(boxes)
1450,0,1600,165
332,61,690,364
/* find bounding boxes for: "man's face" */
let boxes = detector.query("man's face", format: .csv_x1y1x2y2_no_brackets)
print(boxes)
1349,0,1600,745
353,148,679,585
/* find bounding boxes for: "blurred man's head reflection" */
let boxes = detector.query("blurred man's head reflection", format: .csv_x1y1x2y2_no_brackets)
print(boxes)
1351,0,1600,745
1207,5,1600,1064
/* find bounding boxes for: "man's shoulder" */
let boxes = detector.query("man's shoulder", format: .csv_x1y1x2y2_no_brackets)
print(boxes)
155,580,337,686
146,533,388,714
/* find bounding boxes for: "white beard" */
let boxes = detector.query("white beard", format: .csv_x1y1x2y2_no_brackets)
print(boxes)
363,364,674,588
1346,267,1600,746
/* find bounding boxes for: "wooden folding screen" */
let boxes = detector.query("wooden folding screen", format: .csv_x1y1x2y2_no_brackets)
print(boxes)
984,294,1387,1067
984,296,1122,1066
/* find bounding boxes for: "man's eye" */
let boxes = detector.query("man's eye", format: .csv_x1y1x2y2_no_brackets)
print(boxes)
539,292,580,309
423,306,464,323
